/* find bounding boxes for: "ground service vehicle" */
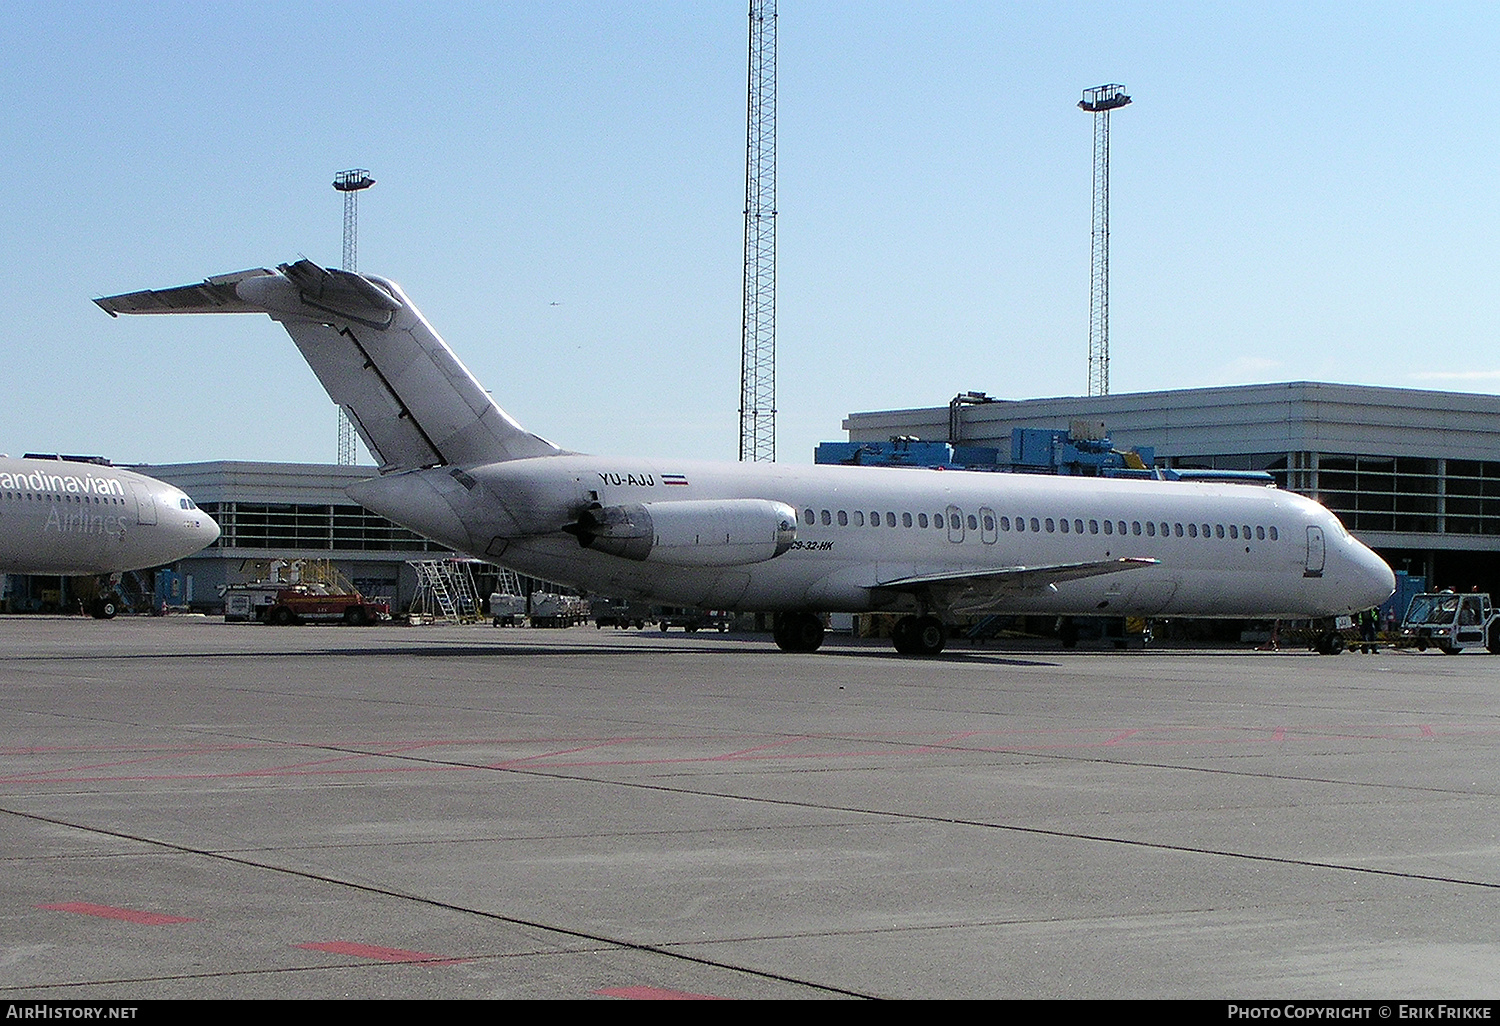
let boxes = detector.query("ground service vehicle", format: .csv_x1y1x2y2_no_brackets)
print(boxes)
489,591,526,626
223,562,389,626
1397,592,1500,654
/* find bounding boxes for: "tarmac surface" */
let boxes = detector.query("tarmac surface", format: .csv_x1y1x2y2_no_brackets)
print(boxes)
2,616,1499,1000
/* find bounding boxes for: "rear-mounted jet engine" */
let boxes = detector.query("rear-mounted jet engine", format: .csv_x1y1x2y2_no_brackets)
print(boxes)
566,498,795,567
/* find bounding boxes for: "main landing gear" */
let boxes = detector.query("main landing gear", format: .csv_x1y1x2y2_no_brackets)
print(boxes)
892,614,946,656
772,612,826,653
771,612,948,656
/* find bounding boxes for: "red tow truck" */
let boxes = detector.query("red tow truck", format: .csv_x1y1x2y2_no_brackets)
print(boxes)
221,560,390,626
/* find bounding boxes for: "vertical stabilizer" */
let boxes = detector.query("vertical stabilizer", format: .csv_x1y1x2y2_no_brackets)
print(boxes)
97,261,563,471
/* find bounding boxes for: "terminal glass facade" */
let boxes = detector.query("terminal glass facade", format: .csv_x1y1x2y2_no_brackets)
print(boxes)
197,502,446,552
1170,453,1500,537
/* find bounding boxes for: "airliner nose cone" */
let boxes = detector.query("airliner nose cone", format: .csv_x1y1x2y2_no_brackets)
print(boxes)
1355,542,1396,610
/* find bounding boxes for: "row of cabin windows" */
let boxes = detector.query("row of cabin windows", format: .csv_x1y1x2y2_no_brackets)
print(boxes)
799,506,1279,543
3,492,127,506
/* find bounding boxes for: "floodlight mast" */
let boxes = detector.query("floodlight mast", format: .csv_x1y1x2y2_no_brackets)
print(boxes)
1079,85,1129,397
739,0,776,462
333,169,375,465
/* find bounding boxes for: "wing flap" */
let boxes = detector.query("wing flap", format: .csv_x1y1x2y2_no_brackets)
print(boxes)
876,557,1159,614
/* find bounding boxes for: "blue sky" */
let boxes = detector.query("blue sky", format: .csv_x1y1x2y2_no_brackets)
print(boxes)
2,3,1497,466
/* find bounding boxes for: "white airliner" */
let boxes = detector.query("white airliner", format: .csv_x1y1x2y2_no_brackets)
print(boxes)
0,455,220,579
97,261,1394,654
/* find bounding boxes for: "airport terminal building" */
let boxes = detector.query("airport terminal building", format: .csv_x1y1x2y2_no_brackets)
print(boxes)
134,461,454,612
843,381,1500,593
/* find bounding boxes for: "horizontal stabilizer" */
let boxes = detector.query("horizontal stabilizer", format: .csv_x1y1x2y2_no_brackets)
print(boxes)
94,269,274,316
97,261,563,471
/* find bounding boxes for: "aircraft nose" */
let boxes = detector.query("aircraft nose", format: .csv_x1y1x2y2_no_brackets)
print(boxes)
198,509,222,548
1349,538,1395,610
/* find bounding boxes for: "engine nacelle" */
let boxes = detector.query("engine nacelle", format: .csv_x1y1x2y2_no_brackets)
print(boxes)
568,498,796,567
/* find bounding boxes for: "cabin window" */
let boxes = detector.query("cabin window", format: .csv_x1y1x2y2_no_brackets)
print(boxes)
886,512,897,527
983,514,995,531
1255,526,1265,540
1188,523,1198,538
1229,525,1238,539
1102,520,1112,535
902,512,913,528
950,513,962,530
1174,523,1183,537
1242,525,1252,539
837,510,848,526
1215,524,1225,539
1028,518,1039,532
917,513,928,528
967,514,978,530
803,509,814,526
933,511,944,527
1268,526,1278,541
1058,517,1069,533
1146,521,1156,537
1089,519,1099,534
1015,516,1025,532
820,510,831,526
1132,521,1142,536
854,511,865,526
1000,516,1010,531
870,511,880,526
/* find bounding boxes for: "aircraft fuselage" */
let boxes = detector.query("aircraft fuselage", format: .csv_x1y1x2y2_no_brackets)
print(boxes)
0,457,220,575
350,454,1393,620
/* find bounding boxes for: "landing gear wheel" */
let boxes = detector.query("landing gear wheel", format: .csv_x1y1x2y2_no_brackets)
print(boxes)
892,615,946,656
1316,632,1345,655
892,616,917,654
91,596,119,619
772,612,825,653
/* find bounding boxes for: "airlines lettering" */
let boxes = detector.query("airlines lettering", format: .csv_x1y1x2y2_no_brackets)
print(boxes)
44,505,127,537
598,472,655,488
0,470,125,496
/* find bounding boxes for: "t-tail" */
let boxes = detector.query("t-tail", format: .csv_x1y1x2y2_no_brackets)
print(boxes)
95,260,562,472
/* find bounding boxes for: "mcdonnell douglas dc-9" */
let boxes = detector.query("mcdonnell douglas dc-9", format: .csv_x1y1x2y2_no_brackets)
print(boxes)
0,455,220,582
97,260,1394,654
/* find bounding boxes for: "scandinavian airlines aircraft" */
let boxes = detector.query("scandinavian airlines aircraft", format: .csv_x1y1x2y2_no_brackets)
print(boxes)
97,261,1394,654
0,455,220,580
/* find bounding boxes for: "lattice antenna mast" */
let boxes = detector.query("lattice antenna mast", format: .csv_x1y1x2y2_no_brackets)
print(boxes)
333,169,374,464
739,0,777,462
1079,85,1129,397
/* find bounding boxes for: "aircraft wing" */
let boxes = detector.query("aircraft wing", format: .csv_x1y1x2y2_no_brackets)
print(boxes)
94,269,275,316
875,557,1159,614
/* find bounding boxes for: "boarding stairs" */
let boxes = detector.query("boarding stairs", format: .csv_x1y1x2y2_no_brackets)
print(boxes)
407,559,484,624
